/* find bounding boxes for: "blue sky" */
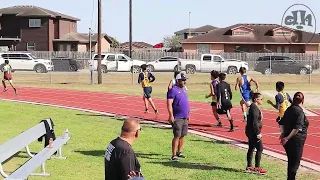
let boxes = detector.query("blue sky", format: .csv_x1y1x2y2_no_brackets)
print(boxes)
1,0,319,45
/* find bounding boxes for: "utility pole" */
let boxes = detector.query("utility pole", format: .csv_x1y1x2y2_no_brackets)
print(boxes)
89,28,94,85
129,0,133,84
129,0,132,58
188,12,191,38
97,0,102,84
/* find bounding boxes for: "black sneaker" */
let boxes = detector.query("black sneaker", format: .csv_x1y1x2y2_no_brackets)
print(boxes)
171,156,178,161
154,109,158,114
216,122,222,127
144,109,149,113
176,152,186,158
228,128,234,132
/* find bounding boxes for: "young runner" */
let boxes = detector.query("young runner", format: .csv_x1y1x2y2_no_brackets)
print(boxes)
267,81,292,130
205,70,221,126
168,71,187,91
2,60,17,95
138,64,158,114
235,67,259,121
216,73,234,132
168,71,181,90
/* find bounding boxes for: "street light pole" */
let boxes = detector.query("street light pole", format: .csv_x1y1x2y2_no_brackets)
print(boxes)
97,0,102,84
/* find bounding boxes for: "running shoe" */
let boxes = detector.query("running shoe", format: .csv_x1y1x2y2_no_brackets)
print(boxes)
176,152,186,158
216,122,222,127
245,166,255,173
254,167,267,175
170,156,179,161
144,109,149,113
154,109,158,114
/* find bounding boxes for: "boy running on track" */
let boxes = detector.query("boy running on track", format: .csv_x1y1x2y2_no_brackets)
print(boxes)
216,73,234,132
235,67,259,121
2,60,17,95
138,64,158,114
267,81,292,130
205,70,222,126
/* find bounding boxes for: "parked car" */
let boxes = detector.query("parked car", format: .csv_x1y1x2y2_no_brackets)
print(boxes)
51,57,84,72
254,55,312,75
180,54,249,74
0,52,54,73
90,53,146,73
146,56,181,72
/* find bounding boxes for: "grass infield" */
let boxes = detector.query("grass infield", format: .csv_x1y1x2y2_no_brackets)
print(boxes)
0,101,319,180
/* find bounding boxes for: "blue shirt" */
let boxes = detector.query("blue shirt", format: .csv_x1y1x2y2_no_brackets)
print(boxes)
240,74,251,94
167,86,190,119
275,92,293,109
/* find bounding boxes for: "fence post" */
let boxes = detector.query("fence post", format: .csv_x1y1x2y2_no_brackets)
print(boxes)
309,55,312,84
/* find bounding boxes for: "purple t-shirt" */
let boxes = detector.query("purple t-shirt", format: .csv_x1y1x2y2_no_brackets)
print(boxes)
167,86,190,119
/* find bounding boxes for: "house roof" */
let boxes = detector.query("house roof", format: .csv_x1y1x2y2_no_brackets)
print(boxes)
53,33,112,43
182,23,320,44
174,25,217,34
120,42,153,48
0,5,80,21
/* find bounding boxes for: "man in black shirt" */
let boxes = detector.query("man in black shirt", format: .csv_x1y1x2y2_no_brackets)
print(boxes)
216,73,234,132
105,119,144,180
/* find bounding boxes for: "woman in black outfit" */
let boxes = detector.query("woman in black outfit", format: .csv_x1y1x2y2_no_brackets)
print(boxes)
279,92,309,180
245,92,267,175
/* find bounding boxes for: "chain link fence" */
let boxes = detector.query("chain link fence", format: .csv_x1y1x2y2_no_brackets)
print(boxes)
1,51,319,86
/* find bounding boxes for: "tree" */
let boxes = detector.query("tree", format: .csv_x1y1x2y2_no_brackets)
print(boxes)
109,36,120,48
163,35,181,48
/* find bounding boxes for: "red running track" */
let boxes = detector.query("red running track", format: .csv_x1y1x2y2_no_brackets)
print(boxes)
1,87,320,165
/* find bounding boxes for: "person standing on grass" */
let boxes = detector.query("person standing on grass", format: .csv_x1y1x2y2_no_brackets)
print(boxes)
279,92,309,180
105,119,143,180
245,92,267,175
216,73,234,132
138,64,158,114
267,81,292,131
2,60,17,95
235,67,259,121
167,73,190,161
205,70,221,127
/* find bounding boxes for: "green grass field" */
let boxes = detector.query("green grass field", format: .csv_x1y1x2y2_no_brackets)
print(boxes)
1,101,320,180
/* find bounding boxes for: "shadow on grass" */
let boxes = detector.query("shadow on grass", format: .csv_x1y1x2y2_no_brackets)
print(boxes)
190,139,246,145
75,150,166,160
150,161,243,173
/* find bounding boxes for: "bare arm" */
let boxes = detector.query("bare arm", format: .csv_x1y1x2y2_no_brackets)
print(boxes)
234,77,239,90
249,76,259,91
206,84,214,98
168,80,173,90
167,99,174,122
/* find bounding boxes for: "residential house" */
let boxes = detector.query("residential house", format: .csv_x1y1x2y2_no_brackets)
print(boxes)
0,5,112,52
0,5,80,51
174,25,217,40
181,23,320,54
120,42,153,50
53,32,112,52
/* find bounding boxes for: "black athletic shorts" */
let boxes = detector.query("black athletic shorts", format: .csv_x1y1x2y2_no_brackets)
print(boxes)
172,118,188,137
217,101,232,115
211,102,217,107
143,87,152,99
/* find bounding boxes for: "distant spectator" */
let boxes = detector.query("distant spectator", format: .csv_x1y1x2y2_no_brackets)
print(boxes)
105,119,143,180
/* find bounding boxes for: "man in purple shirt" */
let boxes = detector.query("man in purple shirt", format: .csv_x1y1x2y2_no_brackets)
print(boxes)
167,73,190,161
